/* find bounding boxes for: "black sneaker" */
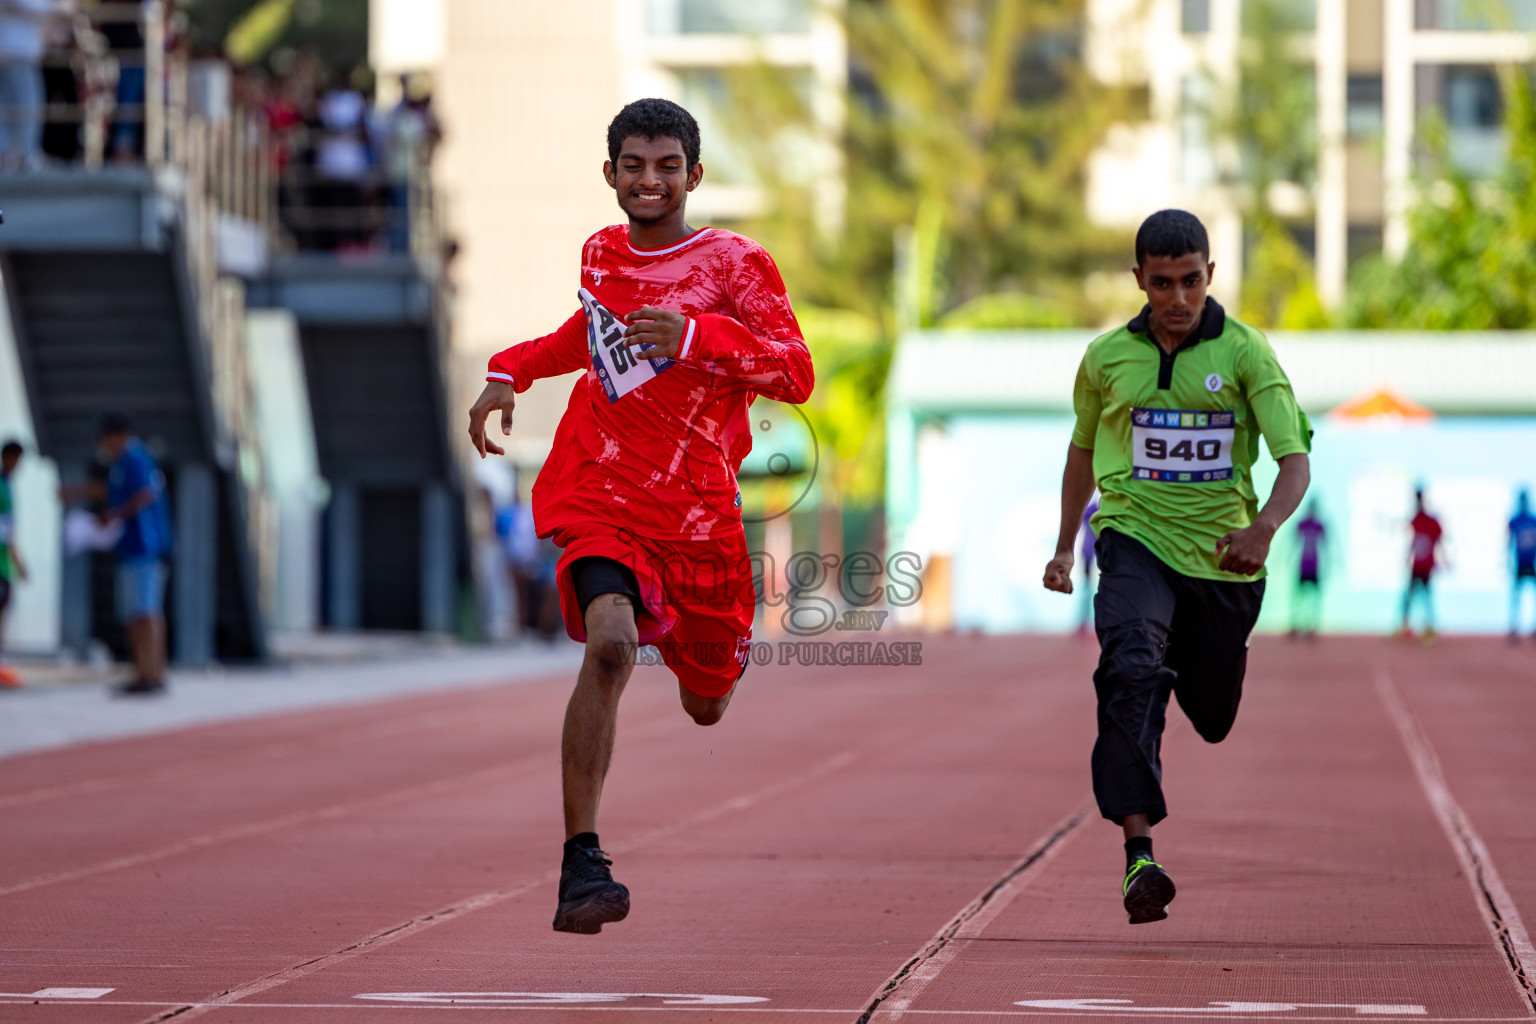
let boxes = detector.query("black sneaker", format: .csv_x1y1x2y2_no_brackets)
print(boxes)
1122,855,1176,924
552,845,630,934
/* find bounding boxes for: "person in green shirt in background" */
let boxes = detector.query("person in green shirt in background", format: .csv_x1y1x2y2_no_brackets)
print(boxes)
1042,210,1312,925
0,440,27,688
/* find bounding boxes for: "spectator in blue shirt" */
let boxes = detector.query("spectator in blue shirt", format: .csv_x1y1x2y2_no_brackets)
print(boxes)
62,415,173,694
1511,489,1536,642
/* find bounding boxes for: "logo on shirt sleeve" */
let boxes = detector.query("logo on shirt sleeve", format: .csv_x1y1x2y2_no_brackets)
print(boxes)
580,288,673,403
1205,373,1224,392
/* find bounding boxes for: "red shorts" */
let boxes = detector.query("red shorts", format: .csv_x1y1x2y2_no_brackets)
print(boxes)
552,524,755,699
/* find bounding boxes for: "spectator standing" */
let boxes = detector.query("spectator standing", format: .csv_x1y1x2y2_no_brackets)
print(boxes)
312,72,373,250
379,73,439,252
0,0,60,170
61,416,173,693
1509,489,1536,642
1397,490,1444,643
39,2,80,162
102,416,172,693
1290,501,1327,640
0,440,27,687
100,0,144,162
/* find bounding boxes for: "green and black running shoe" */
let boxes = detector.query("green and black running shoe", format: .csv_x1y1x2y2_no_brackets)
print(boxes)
1122,855,1176,924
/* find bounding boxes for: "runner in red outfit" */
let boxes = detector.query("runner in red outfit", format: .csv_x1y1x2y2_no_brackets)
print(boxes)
1398,489,1445,642
467,99,813,935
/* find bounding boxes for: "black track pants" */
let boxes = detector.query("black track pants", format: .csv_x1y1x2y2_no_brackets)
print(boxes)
1090,529,1265,826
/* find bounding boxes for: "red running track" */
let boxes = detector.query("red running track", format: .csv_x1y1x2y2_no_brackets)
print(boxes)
0,636,1532,1023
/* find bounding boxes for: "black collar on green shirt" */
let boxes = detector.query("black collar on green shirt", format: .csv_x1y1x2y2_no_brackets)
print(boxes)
1128,297,1226,390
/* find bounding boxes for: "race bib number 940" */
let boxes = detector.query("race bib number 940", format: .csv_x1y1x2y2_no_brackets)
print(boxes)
1131,407,1235,483
580,288,674,404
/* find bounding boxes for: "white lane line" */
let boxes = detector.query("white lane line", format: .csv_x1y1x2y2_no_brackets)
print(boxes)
0,760,519,899
3,998,1529,1021
0,712,688,900
1374,669,1536,1016
137,735,896,1024
856,802,1093,1024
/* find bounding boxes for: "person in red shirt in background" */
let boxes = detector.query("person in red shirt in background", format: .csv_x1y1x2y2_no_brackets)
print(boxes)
1397,489,1445,643
466,99,813,935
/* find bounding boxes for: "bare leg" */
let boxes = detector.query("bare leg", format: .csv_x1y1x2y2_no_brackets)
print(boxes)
1121,813,1151,841
147,614,166,682
562,594,638,840
679,681,735,726
127,617,154,681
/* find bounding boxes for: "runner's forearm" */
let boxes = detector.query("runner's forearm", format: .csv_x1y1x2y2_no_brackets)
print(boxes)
1253,453,1310,534
487,310,588,391
1055,442,1096,555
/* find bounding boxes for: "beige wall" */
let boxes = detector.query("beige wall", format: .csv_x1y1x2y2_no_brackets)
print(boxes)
429,0,631,452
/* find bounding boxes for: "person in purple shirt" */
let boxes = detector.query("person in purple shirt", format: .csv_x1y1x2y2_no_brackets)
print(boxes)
1290,501,1327,640
1510,489,1536,642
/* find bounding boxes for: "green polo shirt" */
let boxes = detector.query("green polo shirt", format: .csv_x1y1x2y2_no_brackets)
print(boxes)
1072,299,1312,582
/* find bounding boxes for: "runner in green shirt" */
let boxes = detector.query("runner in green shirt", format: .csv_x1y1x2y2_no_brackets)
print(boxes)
1042,210,1311,925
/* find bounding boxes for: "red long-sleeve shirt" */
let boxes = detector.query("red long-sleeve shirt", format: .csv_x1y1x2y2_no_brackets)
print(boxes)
488,225,814,542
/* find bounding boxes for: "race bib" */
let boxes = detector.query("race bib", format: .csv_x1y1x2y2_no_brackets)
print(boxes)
580,288,674,403
1131,407,1235,483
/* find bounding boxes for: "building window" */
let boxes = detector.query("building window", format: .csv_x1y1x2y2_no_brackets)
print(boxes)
1443,66,1505,176
1346,75,1383,138
673,68,816,187
1182,0,1210,33
1424,0,1536,30
1180,74,1217,187
648,0,811,35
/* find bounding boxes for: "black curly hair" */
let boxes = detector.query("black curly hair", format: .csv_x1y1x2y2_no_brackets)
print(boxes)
1134,209,1210,267
607,98,701,168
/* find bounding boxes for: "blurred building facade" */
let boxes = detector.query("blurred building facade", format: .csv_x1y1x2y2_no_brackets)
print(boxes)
1085,0,1536,304
368,0,845,465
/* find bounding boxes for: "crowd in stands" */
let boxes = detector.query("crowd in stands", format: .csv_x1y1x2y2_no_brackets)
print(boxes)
0,0,174,169
249,56,442,253
0,0,440,253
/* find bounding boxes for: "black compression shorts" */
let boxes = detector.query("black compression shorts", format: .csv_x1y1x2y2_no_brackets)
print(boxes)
570,556,641,619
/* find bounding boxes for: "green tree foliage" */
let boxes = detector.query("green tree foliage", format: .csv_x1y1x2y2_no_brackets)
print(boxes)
716,0,1128,505
1343,69,1536,329
183,0,367,75
1216,0,1326,328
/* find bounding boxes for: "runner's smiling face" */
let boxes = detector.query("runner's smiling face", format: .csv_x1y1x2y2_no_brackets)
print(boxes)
1133,251,1215,347
604,134,703,227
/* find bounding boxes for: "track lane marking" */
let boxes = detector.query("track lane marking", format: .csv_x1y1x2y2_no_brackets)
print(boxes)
1,998,1526,1021
0,703,516,811
856,802,1092,1023
0,712,691,900
1374,669,1536,1016
137,732,902,1023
